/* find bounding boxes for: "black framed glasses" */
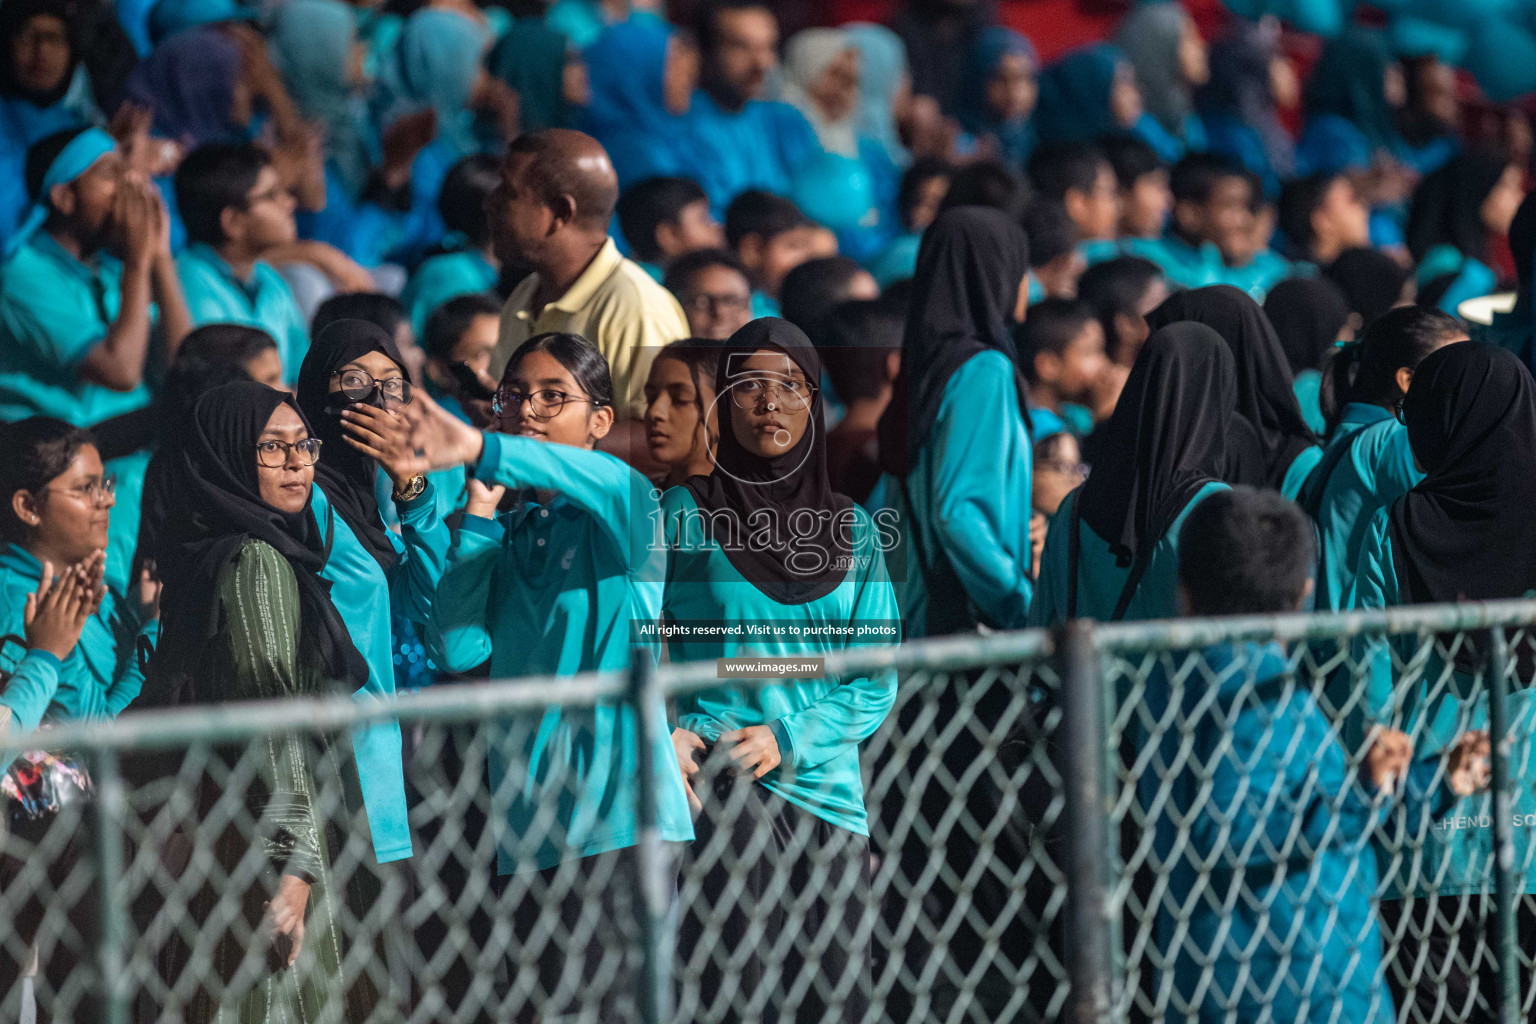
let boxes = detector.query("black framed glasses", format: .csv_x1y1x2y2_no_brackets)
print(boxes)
332,369,413,407
255,438,323,467
47,474,117,506
684,292,752,316
492,388,605,418
728,376,816,412
1039,459,1090,480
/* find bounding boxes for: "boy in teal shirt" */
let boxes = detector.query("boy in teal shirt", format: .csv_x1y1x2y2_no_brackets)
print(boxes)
174,143,310,381
0,127,192,425
399,153,502,338
1128,153,1292,300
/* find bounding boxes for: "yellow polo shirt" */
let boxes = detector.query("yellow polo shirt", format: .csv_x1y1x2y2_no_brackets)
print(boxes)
494,238,689,419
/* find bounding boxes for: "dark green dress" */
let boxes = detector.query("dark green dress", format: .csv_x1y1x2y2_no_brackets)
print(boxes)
159,539,371,1024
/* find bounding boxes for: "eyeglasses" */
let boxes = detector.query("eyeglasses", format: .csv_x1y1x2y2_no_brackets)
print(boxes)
332,369,413,407
244,184,289,207
492,388,605,418
1393,398,1407,425
685,292,752,316
47,474,117,507
728,376,815,412
255,438,323,467
1039,459,1091,480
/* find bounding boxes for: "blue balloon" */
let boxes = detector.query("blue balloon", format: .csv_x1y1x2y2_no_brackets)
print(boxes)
791,153,878,233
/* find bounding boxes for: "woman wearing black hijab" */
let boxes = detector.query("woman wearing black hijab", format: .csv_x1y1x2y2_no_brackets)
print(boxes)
875,205,1033,638
143,381,374,1023
873,206,1036,1020
1350,341,1533,1021
296,318,451,868
664,318,898,1024
1030,322,1235,626
1146,284,1323,497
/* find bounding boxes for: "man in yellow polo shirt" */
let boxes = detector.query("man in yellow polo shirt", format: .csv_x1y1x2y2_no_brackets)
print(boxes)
489,130,690,462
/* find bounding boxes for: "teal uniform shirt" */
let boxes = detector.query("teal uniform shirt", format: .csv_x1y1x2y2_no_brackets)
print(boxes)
0,544,157,732
1029,482,1228,627
400,248,498,338
883,349,1033,638
1280,444,1325,501
0,232,151,425
1301,403,1420,611
1122,234,1227,292
1347,513,1518,896
176,243,310,380
1220,248,1293,303
313,479,450,864
661,487,900,836
426,433,693,872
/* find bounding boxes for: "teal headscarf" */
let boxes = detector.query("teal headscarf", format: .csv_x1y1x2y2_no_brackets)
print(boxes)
1118,2,1192,137
378,8,489,159
958,27,1037,168
4,126,116,259
1304,28,1400,153
844,23,908,165
487,17,571,132
1033,43,1127,144
270,0,372,195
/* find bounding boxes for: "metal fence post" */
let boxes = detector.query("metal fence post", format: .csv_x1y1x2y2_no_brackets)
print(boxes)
1488,627,1519,1024
92,745,129,1024
628,648,672,1024
1057,620,1114,1024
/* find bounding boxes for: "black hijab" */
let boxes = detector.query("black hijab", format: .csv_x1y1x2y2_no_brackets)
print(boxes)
146,382,369,706
877,206,1031,479
1147,285,1320,489
1264,277,1353,377
683,318,855,605
1390,342,1536,605
1405,149,1513,265
1078,323,1235,566
296,318,405,573
1323,247,1411,328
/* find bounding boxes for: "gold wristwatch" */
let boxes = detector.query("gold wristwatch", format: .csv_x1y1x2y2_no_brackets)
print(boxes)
393,475,427,502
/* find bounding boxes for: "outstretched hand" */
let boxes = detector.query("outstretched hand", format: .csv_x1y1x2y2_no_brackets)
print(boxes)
394,390,486,472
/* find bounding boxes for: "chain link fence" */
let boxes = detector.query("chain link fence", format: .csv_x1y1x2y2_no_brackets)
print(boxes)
3,603,1536,1023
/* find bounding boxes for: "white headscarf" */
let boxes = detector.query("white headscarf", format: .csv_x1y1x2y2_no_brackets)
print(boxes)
782,27,860,158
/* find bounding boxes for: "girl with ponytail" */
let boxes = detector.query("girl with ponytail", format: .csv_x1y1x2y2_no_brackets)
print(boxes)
1298,305,1466,609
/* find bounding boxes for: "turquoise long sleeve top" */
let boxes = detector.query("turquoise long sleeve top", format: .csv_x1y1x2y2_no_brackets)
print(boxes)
1301,403,1421,611
0,544,158,732
426,432,693,872
176,243,310,380
1029,481,1228,627
313,477,449,864
1348,512,1519,896
884,349,1033,638
661,487,900,836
